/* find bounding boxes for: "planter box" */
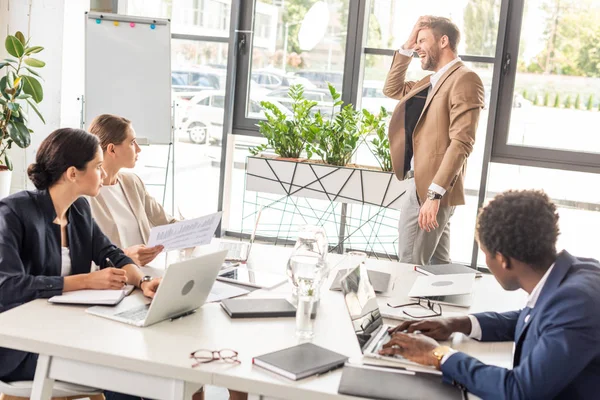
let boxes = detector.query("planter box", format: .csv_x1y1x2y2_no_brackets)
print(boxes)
245,156,410,210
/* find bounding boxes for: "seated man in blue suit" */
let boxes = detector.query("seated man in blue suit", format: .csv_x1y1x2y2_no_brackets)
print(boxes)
382,189,600,399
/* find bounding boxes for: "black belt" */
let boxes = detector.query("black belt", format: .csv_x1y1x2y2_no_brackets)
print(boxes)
404,170,414,179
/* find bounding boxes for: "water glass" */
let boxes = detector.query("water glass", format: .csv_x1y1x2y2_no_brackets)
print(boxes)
295,294,316,339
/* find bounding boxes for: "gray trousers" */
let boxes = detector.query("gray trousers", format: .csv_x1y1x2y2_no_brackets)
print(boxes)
397,179,455,265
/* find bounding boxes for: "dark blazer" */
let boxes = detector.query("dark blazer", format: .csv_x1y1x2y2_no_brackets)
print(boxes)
442,251,600,399
0,189,133,377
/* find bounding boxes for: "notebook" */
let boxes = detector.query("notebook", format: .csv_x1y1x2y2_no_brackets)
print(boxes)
49,285,135,306
252,342,348,380
338,363,465,400
415,263,482,278
221,298,296,318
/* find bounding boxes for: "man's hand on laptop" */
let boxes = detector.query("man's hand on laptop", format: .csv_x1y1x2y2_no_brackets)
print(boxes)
141,277,162,298
379,332,440,368
387,316,472,340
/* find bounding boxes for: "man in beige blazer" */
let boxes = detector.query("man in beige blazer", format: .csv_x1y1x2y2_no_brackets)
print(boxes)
384,16,484,265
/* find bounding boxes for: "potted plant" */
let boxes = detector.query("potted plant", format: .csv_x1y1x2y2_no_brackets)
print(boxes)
0,32,45,198
246,84,409,210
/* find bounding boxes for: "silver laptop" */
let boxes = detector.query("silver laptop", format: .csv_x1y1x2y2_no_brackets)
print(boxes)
340,265,436,371
219,208,262,262
86,249,228,327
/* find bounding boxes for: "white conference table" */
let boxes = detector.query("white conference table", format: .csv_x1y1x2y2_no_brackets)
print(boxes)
0,241,525,400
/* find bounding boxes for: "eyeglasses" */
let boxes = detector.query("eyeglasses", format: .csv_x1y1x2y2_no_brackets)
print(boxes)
190,349,240,368
386,298,443,319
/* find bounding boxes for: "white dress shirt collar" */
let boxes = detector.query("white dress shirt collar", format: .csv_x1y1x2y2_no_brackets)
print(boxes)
430,57,462,90
526,262,556,309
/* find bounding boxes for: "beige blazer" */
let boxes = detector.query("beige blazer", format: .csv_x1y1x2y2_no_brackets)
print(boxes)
88,172,177,248
384,53,484,206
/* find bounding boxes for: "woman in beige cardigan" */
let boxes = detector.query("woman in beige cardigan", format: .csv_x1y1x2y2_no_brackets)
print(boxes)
88,114,247,400
87,114,175,266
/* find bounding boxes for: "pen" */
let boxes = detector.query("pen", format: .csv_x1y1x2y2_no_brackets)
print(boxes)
106,258,126,288
170,309,196,322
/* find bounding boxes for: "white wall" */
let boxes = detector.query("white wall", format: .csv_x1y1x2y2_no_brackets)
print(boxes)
60,0,90,129
0,0,66,192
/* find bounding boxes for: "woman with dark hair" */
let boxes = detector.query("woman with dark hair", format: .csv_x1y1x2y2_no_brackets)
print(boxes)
0,128,160,400
87,114,174,266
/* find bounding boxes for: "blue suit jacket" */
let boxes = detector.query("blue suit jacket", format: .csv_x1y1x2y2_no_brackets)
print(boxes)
442,251,600,400
0,190,133,378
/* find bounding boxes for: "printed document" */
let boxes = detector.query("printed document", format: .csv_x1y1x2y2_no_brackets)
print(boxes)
148,212,222,250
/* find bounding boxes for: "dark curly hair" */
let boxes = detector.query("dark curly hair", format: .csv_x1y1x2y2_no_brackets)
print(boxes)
476,190,559,270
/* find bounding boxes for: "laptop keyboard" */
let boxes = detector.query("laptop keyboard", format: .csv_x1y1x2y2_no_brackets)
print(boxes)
115,304,150,321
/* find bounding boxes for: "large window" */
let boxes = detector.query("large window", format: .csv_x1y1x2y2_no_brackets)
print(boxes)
233,0,350,132
491,0,600,172
349,1,499,263
116,0,600,267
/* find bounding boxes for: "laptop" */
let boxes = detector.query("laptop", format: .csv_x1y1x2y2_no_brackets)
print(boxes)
340,265,439,372
86,249,228,327
219,208,262,262
408,273,475,308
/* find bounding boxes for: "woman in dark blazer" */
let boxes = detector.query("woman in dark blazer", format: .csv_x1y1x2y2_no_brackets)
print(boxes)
0,128,160,400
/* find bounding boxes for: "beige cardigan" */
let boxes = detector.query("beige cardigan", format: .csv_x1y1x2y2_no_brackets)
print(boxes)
88,172,177,248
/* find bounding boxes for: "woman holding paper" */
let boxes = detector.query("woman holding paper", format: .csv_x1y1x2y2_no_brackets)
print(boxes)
87,114,176,266
88,115,247,400
0,128,160,398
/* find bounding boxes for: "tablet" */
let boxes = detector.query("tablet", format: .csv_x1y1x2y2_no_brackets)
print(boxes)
217,267,287,289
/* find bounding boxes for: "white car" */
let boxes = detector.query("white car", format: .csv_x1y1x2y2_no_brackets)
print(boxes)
177,90,292,144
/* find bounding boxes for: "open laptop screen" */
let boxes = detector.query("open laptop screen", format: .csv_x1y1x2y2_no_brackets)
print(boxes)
340,265,383,352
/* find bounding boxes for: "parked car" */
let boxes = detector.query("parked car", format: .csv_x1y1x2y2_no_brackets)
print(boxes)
266,87,337,117
171,67,225,92
176,90,291,144
251,69,316,91
292,70,343,90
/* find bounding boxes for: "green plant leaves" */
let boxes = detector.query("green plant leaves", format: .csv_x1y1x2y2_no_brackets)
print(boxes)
24,46,44,55
5,36,24,58
24,58,45,68
26,99,45,123
24,67,43,80
21,75,43,103
4,154,13,171
15,32,26,45
7,120,31,148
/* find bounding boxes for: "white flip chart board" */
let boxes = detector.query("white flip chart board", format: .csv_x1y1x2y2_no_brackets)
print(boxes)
85,12,172,144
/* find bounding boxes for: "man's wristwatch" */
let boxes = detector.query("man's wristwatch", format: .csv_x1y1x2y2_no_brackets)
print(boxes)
139,275,153,288
427,189,443,201
432,345,453,369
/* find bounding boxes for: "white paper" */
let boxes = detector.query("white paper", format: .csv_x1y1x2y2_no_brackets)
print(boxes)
148,212,222,250
49,285,134,305
206,281,250,303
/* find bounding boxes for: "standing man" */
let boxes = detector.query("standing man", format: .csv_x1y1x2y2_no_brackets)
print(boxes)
384,16,484,265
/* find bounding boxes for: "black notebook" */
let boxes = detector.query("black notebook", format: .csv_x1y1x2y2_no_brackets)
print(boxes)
330,269,391,293
253,342,348,380
338,364,465,400
415,263,482,278
221,298,296,318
